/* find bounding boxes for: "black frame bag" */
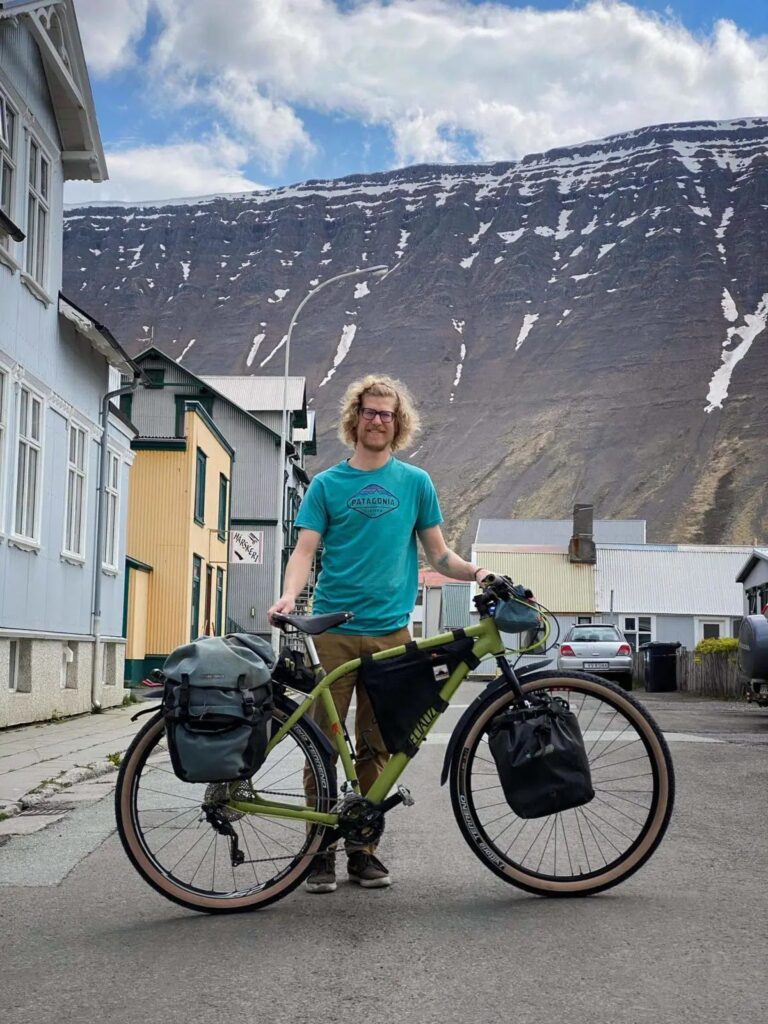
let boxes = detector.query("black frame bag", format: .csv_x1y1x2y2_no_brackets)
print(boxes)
487,696,594,818
271,644,316,694
162,634,276,783
361,632,479,756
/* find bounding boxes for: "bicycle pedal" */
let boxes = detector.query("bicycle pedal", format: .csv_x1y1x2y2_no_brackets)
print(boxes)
397,785,415,807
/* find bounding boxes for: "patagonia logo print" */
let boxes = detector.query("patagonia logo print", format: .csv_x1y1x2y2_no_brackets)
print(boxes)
347,483,400,519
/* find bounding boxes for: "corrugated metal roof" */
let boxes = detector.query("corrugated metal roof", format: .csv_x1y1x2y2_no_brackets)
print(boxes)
471,549,596,612
475,518,646,546
596,545,753,615
200,376,306,412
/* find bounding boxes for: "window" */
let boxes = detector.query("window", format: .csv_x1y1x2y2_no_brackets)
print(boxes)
411,620,423,638
63,423,87,558
103,451,120,569
145,368,165,388
194,448,206,524
25,135,50,284
191,555,202,641
215,568,224,636
577,616,593,625
0,90,17,228
218,474,228,539
8,639,31,692
621,615,652,651
702,622,721,640
14,384,43,540
0,368,7,528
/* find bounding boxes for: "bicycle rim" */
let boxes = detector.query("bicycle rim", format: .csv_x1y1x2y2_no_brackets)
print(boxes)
116,703,335,913
451,673,674,896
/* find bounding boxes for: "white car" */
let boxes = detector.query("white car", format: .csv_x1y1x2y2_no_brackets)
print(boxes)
556,624,633,687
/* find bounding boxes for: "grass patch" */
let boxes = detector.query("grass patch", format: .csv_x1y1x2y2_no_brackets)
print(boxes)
106,751,122,768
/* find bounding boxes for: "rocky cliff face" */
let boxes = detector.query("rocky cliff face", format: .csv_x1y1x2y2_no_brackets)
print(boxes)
64,117,768,549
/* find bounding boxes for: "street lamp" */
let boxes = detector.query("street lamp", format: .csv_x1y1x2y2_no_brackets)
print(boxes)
272,264,389,644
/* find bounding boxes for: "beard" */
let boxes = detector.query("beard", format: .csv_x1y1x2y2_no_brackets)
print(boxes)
358,427,392,451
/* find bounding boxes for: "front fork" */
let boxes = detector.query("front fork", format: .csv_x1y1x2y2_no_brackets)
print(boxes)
494,653,527,703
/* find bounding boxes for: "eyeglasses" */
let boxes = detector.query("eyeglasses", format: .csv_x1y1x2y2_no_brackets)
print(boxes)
359,407,395,423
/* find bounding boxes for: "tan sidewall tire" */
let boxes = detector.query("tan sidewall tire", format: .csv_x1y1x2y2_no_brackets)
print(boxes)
116,707,332,913
452,673,674,896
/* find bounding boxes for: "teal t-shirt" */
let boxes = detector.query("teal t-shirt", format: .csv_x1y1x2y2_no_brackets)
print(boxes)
295,457,443,635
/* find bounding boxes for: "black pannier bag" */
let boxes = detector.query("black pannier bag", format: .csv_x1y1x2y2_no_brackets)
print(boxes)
271,645,316,694
487,696,595,818
162,633,276,783
361,632,479,756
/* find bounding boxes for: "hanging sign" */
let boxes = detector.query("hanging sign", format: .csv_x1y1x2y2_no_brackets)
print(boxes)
230,530,264,564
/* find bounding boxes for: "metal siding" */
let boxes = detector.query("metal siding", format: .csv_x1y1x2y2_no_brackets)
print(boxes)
471,549,596,612
227,531,276,634
743,560,768,588
129,381,177,437
127,448,191,654
653,615,695,648
596,546,752,616
441,583,472,629
216,406,281,520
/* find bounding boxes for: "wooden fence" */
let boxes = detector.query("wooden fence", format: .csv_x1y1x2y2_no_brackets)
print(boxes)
632,650,744,698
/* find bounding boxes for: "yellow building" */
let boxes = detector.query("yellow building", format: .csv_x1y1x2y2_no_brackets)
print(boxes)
124,402,234,684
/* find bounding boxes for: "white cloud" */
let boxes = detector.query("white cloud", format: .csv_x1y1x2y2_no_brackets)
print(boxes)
137,0,768,168
64,136,264,204
76,0,768,180
74,0,151,75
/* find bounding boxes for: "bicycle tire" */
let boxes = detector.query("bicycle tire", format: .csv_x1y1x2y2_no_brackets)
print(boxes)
115,695,337,914
449,671,675,896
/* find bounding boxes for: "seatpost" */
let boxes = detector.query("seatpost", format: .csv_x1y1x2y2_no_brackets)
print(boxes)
303,634,321,670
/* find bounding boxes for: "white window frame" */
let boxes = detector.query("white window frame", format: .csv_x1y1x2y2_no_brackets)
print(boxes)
62,420,88,561
0,86,18,234
620,614,655,651
11,381,45,544
103,448,121,571
24,131,51,286
0,364,9,535
695,617,728,643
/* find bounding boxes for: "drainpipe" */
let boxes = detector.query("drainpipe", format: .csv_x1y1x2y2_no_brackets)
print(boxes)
91,377,143,710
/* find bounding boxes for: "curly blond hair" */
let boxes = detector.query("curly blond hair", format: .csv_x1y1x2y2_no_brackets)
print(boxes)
338,374,422,452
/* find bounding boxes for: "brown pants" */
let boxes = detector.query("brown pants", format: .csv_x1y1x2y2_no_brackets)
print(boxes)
303,627,411,854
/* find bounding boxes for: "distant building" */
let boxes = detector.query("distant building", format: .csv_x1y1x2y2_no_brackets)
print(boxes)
127,352,314,643
736,549,768,616
0,1,137,725
124,403,234,683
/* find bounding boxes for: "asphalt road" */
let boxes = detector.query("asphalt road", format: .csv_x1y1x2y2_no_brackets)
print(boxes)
2,687,767,1024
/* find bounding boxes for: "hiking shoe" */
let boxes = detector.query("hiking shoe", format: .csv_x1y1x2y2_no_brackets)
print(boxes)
305,853,337,894
347,852,392,889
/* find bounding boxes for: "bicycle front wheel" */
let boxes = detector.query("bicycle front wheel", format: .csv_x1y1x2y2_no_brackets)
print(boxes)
450,672,674,896
116,697,336,913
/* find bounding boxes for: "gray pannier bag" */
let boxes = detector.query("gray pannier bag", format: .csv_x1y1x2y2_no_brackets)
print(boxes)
162,634,276,783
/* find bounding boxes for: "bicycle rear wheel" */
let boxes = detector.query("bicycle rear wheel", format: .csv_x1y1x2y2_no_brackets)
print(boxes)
450,672,674,896
116,696,336,913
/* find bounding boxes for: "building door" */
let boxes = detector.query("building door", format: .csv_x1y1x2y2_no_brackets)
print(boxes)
204,565,213,635
215,568,224,636
191,555,202,642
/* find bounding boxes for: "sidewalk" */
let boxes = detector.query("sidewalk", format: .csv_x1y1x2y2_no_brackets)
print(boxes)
0,697,159,817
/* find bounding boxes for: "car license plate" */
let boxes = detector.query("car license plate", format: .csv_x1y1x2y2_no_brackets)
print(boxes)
584,661,610,670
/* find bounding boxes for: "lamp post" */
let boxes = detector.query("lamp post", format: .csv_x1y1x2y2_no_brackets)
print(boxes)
271,264,389,646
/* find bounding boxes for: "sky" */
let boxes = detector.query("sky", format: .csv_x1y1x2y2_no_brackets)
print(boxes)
65,0,768,204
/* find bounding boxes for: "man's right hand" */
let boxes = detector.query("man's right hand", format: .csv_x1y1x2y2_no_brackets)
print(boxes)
268,595,296,624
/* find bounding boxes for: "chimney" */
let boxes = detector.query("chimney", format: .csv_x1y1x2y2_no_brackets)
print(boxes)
568,503,597,564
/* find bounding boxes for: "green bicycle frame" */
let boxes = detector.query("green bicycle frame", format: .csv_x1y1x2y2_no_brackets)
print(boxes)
228,615,507,825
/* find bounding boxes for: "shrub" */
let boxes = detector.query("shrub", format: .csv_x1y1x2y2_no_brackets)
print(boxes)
694,636,739,662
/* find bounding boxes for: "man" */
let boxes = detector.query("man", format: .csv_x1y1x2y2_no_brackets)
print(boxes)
268,374,489,893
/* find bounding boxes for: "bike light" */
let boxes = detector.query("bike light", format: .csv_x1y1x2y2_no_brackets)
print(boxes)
560,644,576,657
617,644,632,656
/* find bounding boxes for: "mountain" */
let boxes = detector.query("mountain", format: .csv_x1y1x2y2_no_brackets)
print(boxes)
63,117,768,550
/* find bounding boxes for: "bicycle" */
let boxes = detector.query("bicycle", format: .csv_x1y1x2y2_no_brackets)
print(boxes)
115,575,675,913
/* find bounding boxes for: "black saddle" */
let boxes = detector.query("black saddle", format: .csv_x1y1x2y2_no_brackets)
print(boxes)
271,611,353,635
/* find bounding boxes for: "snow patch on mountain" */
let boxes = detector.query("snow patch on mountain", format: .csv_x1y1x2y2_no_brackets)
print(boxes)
498,228,525,244
515,313,539,350
452,319,465,335
354,281,370,298
721,289,738,323
706,295,768,412
460,253,478,269
320,325,358,387
176,338,195,363
468,221,492,246
246,333,265,366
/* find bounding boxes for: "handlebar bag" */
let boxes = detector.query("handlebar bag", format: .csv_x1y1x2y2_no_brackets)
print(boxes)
162,633,276,783
493,587,542,635
487,697,594,818
361,633,478,756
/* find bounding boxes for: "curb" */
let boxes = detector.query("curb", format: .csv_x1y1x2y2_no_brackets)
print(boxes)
0,760,120,820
